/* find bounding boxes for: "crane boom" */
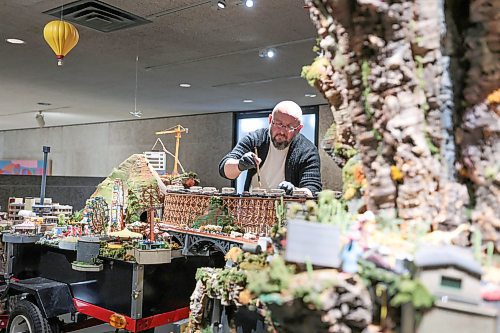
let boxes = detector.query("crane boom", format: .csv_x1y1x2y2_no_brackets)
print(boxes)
155,124,189,175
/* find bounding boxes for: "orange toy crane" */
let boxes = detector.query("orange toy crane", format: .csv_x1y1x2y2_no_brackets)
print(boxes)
155,125,188,175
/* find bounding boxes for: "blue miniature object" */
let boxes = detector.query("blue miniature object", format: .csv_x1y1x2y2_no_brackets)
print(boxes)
341,240,363,273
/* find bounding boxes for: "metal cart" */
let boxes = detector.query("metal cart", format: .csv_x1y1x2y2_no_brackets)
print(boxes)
0,235,224,332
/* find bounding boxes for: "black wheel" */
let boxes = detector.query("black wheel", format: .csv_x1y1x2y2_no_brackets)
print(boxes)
7,300,51,333
48,318,62,333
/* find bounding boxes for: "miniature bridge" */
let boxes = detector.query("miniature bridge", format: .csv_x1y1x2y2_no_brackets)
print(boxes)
160,226,257,256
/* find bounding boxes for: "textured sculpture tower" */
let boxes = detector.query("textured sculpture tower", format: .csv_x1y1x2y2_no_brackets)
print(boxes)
305,0,498,242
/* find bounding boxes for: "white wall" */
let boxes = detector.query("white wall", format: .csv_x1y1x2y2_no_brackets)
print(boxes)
0,106,342,191
0,112,234,189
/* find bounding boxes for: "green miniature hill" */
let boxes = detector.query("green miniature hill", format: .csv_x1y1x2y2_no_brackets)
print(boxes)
88,154,166,222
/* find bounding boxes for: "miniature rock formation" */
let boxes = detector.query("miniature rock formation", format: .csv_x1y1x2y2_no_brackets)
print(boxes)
268,269,372,333
304,0,488,232
87,154,166,227
91,154,166,203
457,0,500,246
458,0,500,250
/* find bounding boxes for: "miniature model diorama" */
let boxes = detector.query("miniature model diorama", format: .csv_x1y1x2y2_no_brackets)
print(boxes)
186,1,499,332
0,151,229,333
1,145,329,331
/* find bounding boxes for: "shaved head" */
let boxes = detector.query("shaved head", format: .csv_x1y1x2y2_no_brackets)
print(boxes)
272,101,303,124
269,101,304,150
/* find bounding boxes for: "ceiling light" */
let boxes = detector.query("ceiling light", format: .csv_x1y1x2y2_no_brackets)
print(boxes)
179,83,191,88
6,38,25,44
35,112,45,128
130,111,142,118
217,0,226,9
243,99,253,103
259,47,277,59
37,102,52,106
244,0,254,7
305,93,317,98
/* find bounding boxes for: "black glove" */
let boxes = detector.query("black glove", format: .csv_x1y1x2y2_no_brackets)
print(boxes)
238,152,257,171
278,181,295,195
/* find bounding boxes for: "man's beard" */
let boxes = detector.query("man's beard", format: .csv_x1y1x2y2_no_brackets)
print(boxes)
271,135,291,150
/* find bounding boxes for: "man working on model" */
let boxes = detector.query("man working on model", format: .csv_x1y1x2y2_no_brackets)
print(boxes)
219,101,321,196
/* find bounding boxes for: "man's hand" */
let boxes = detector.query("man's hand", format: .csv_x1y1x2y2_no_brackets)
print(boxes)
278,181,295,195
238,152,260,171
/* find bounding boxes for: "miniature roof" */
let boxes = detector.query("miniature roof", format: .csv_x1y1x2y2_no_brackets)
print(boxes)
415,245,482,277
13,221,36,229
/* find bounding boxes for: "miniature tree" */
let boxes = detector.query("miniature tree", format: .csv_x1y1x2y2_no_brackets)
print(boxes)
191,196,237,232
125,189,142,225
57,213,66,226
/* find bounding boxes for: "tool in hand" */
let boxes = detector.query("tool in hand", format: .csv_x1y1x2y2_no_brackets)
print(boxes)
254,147,262,188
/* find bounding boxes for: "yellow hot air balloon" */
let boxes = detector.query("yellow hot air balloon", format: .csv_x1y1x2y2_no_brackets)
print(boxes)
43,20,79,66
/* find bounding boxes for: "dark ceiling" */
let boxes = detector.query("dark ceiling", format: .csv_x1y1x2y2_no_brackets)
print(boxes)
0,0,324,130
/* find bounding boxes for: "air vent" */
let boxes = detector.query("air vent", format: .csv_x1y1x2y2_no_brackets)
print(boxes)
43,0,151,33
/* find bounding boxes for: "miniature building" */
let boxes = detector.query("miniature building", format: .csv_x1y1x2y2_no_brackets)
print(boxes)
42,216,59,224
51,204,73,217
25,197,53,211
410,246,497,333
144,151,167,175
12,220,36,234
7,197,24,222
7,197,72,223
415,245,482,304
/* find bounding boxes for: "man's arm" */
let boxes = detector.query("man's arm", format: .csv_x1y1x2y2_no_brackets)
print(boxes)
223,158,243,180
219,132,261,180
298,147,322,194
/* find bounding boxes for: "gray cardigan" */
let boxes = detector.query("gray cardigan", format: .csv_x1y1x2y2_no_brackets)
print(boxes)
219,128,322,193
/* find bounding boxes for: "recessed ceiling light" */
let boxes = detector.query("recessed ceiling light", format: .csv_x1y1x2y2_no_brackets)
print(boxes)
179,83,191,88
305,93,317,98
243,99,253,103
259,47,277,59
6,38,25,44
217,0,226,9
245,0,254,7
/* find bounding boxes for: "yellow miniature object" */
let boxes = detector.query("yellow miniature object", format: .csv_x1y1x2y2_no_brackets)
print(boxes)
487,88,500,104
343,187,357,200
43,20,79,66
108,227,143,239
225,247,243,263
155,125,188,175
390,165,403,181
353,164,365,185
238,289,252,305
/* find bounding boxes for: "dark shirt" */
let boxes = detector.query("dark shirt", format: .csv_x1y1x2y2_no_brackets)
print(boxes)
219,128,322,193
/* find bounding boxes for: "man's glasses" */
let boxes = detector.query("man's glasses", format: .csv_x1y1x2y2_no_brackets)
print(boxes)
271,120,301,132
